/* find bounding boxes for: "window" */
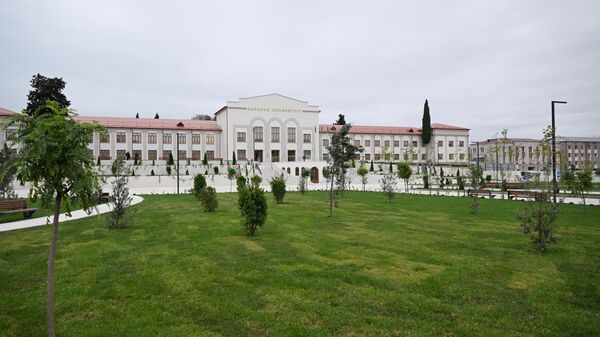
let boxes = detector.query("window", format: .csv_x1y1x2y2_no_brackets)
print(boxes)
163,133,172,144
117,150,126,159
147,150,157,160
437,140,443,147
394,140,399,147
100,133,110,143
354,140,361,147
287,127,296,143
449,141,454,147
394,154,400,160
403,141,409,147
206,150,215,160
384,140,390,147
206,134,215,145
412,153,418,160
236,132,246,142
287,150,296,162
178,150,186,160
303,150,311,161
253,127,263,142
192,134,201,144
421,154,426,160
438,153,444,160
132,150,142,161
271,127,280,142
459,141,465,147
192,150,201,160
117,132,126,143
271,150,280,162
323,139,329,147
365,153,371,160
132,133,142,144
365,140,371,147
412,141,418,147
148,133,157,144
375,154,381,161
449,153,454,160
5,129,17,141
99,150,110,160
323,153,330,161
303,134,311,144
162,150,171,160
237,149,246,160
459,154,465,160
375,140,381,147
177,134,186,144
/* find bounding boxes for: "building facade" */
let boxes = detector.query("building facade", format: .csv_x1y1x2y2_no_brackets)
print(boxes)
0,94,471,166
470,138,544,171
556,136,600,170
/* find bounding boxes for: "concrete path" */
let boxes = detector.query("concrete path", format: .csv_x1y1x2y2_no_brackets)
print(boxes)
0,195,144,233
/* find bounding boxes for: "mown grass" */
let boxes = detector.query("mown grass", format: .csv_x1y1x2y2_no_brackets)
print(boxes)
0,192,599,337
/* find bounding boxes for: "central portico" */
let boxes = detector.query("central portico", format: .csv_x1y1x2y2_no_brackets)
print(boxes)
215,94,321,163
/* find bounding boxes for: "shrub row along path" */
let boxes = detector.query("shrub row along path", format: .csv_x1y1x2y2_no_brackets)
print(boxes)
0,195,144,233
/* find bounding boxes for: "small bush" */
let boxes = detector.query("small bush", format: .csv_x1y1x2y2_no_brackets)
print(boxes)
423,175,429,189
239,185,267,235
200,187,218,212
166,165,172,176
270,177,286,204
236,175,247,192
501,179,508,191
485,175,492,182
213,166,219,175
185,169,189,175
150,169,155,176
194,174,207,199
251,175,262,187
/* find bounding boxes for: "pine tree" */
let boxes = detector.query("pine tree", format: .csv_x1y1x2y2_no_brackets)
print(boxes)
421,99,432,145
335,114,346,125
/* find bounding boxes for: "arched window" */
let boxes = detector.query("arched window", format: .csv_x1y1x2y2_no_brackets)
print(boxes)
295,167,299,176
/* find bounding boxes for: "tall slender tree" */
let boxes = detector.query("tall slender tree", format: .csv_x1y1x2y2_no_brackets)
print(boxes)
421,99,432,145
25,74,71,117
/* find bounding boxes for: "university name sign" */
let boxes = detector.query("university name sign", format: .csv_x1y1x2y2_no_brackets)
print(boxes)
246,107,302,113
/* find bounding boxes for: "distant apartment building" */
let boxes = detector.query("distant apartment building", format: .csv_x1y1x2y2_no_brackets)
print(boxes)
556,136,600,170
470,138,545,171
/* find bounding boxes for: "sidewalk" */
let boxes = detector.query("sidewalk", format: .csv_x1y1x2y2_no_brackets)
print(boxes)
0,195,144,233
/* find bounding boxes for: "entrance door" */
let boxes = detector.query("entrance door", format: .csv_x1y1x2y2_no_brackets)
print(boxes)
310,167,319,183
254,150,263,162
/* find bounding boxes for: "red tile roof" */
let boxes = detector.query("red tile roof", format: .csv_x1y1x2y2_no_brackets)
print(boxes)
73,116,222,131
0,107,17,116
319,122,469,135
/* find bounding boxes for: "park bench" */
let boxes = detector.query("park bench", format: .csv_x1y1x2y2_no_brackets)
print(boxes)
482,182,524,189
467,189,495,198
0,199,38,219
508,190,547,201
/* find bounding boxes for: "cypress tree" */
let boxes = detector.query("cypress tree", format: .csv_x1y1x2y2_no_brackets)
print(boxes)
154,113,159,119
135,113,139,118
370,160,374,172
232,151,237,165
421,99,432,145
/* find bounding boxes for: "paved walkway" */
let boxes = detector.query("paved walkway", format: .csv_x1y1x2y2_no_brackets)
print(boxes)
0,195,144,233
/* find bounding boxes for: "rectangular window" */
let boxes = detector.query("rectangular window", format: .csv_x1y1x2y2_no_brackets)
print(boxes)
148,150,157,160
178,134,186,144
354,140,361,147
99,150,110,160
323,139,329,147
303,150,311,160
459,154,465,160
132,150,142,161
394,154,400,160
412,141,418,147
287,127,296,143
132,133,142,144
323,153,330,161
403,140,409,147
384,140,390,147
271,150,280,162
394,140,400,147
271,127,280,142
375,140,381,147
365,153,371,160
375,154,381,161
206,134,215,145
100,132,110,143
117,132,126,143
192,150,201,160
253,127,263,142
236,132,246,142
412,153,418,160
421,154,426,160
287,150,296,162
237,149,246,160
162,150,171,160
303,134,311,144
117,150,126,159
148,133,157,144
206,150,215,160
5,129,17,141
459,141,465,147
438,153,444,160
448,141,454,147
192,134,201,144
163,133,172,144
449,153,454,160
365,140,371,147
178,150,186,160
438,140,443,147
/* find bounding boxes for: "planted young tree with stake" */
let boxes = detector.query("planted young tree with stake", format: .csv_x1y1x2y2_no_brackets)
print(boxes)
9,101,101,337
397,162,412,193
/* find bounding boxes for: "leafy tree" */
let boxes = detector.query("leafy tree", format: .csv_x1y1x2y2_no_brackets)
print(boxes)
25,74,70,117
0,144,17,198
298,167,310,194
456,173,465,190
397,162,412,193
357,166,369,191
325,120,362,216
322,166,331,185
10,101,101,337
379,170,397,202
421,99,432,145
517,194,559,253
191,114,214,120
564,170,593,213
200,186,218,212
239,185,267,235
232,151,237,165
106,159,135,229
469,164,483,214
227,167,236,192
154,113,160,119
251,175,262,187
269,176,286,204
193,174,207,198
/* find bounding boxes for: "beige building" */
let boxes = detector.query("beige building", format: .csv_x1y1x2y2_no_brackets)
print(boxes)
557,136,600,170
470,138,545,171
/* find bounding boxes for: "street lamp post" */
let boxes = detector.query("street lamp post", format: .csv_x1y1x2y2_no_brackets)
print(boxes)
551,100,567,203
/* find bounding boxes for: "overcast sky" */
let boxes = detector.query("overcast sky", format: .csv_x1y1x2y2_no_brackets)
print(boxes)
1,0,599,141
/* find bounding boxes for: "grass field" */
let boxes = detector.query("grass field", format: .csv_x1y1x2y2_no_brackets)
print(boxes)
0,192,599,337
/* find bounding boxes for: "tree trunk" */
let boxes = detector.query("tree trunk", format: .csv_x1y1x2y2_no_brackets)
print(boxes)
47,191,62,337
329,169,335,217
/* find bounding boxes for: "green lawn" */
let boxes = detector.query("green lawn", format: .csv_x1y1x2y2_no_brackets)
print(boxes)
0,192,599,337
